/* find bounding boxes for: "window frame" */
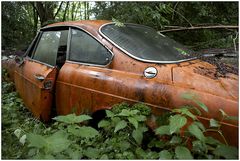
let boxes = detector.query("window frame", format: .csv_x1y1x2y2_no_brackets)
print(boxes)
29,27,70,68
67,27,114,67
99,22,197,64
32,31,61,67
26,31,56,68
24,31,41,58
25,25,114,68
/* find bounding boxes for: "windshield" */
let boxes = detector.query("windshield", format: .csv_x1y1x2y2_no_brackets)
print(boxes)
100,23,196,63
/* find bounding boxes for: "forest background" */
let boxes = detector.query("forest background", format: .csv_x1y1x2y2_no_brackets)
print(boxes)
2,1,239,52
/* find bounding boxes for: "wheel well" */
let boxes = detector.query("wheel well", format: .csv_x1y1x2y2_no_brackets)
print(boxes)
89,110,107,129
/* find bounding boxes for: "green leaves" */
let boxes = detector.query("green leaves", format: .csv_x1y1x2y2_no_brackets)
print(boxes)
219,109,238,121
78,126,99,138
195,100,208,113
175,47,189,56
83,147,100,159
27,131,71,154
169,114,187,134
155,125,170,135
114,120,127,133
118,109,139,117
159,150,172,159
205,136,221,145
106,110,114,118
188,123,205,141
112,18,125,27
213,144,238,159
172,108,196,120
45,131,71,153
132,127,146,145
170,136,182,144
27,133,46,149
98,120,110,128
175,146,193,159
68,126,99,138
53,114,92,124
181,92,208,112
209,119,220,128
128,117,138,129
192,140,207,154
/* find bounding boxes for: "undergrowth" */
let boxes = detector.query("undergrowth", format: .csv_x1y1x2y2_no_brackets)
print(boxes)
1,68,238,159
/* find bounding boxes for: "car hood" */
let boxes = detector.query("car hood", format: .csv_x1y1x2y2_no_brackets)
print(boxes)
171,60,238,101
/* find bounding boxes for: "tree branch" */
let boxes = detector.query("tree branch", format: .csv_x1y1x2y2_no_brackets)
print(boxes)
170,6,193,27
54,2,63,19
171,2,179,20
159,25,239,33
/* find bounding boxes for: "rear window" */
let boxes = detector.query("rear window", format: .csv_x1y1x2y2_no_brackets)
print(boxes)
100,23,195,63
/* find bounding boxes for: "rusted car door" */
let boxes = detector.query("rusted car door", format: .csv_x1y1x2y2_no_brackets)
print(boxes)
15,28,69,121
55,27,114,115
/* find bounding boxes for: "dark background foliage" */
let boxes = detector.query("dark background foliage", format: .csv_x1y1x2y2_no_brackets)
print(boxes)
1,2,238,51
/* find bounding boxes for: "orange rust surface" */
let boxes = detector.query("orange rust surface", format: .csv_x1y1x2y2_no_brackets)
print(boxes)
2,20,238,146
14,59,57,121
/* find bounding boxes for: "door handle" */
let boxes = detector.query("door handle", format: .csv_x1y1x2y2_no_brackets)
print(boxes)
34,74,45,81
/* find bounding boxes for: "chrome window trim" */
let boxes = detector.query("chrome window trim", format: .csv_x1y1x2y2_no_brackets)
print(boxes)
66,27,72,60
23,31,41,57
65,60,111,68
25,57,55,68
31,31,43,59
68,27,113,67
31,30,64,66
41,24,114,67
99,22,197,64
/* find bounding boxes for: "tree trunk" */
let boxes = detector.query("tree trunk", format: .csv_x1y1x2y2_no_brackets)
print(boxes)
62,2,69,21
71,2,76,21
34,2,55,26
54,2,63,19
75,2,81,20
84,2,87,20
33,6,38,35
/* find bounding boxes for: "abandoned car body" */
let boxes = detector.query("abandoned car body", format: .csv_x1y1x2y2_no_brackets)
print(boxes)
2,20,238,146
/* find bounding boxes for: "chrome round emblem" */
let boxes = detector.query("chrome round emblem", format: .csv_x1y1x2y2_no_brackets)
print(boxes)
144,67,157,78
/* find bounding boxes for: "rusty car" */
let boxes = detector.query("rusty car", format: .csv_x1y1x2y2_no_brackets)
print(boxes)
2,20,238,146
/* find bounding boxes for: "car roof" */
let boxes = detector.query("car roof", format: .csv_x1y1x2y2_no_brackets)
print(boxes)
46,20,111,32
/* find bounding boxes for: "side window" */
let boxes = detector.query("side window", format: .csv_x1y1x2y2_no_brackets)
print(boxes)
27,32,40,58
32,30,68,67
69,29,112,65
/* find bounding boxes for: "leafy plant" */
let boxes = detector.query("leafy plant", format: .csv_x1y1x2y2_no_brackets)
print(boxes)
153,92,238,159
